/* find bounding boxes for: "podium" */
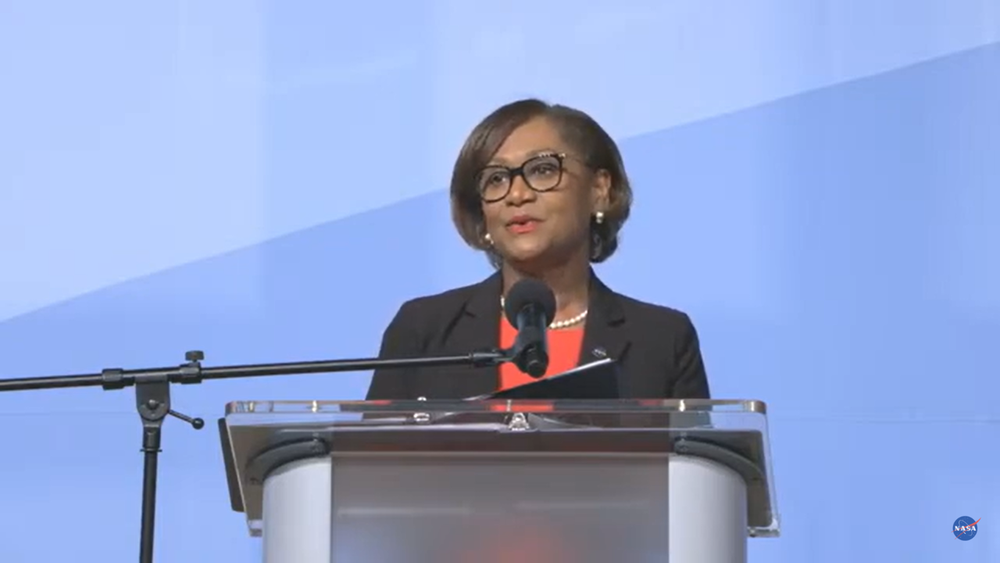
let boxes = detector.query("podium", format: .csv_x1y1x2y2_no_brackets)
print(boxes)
219,399,780,562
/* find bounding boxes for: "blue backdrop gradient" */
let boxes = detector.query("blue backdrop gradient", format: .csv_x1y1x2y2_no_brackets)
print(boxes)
1,1,999,561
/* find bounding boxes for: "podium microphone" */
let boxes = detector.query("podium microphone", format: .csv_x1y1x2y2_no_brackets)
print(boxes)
503,278,557,378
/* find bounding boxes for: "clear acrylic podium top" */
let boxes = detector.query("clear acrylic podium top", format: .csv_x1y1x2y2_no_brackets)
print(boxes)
219,398,779,539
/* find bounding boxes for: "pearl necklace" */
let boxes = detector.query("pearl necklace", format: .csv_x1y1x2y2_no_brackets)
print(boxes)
500,297,588,330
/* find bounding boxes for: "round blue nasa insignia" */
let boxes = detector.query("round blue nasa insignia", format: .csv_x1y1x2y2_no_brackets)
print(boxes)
953,516,979,541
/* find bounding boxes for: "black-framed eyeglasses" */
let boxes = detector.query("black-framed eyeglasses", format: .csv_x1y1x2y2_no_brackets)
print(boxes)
475,152,568,203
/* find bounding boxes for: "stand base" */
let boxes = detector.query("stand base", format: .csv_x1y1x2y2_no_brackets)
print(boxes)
261,453,748,563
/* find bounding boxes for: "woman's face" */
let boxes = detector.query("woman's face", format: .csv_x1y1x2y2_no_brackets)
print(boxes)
478,117,608,270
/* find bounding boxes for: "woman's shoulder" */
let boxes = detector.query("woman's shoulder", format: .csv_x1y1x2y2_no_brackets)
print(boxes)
603,286,698,336
390,274,498,325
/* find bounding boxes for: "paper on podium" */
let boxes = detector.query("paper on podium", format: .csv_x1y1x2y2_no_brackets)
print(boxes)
470,357,621,401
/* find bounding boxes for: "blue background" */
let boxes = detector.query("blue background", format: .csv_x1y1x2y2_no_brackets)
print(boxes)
1,1,998,560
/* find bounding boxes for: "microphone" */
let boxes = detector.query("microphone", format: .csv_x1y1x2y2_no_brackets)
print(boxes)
503,278,557,378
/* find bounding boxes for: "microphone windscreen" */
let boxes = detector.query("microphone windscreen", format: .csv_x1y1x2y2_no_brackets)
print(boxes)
504,279,557,327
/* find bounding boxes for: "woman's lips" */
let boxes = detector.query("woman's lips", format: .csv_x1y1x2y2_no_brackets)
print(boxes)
506,214,541,234
508,221,538,234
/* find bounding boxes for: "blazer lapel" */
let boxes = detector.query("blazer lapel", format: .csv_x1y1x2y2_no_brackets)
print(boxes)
579,271,631,383
438,271,504,398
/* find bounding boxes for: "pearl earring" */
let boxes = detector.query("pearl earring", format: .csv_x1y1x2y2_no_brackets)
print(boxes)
484,233,493,245
595,211,605,224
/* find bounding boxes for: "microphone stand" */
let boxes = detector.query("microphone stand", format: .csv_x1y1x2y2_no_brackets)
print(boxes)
0,348,509,563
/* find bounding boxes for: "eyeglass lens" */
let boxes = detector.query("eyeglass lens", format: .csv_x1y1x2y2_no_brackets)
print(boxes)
477,154,563,202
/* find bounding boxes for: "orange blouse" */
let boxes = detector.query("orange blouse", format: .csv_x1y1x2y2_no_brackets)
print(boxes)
498,315,584,390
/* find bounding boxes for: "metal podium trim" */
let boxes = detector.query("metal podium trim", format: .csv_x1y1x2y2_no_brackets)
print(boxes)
246,437,331,486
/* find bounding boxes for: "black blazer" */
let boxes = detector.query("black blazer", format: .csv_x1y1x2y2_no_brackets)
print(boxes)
366,270,710,401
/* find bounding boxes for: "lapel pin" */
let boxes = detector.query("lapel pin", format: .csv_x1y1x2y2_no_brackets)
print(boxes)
591,347,607,358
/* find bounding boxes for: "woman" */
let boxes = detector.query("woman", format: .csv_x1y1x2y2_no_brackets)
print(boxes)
366,98,710,401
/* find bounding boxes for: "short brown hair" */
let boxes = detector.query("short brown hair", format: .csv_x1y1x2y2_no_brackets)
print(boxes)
450,98,633,268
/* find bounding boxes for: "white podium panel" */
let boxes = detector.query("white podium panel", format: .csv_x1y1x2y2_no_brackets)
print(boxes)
669,455,748,562
262,457,332,563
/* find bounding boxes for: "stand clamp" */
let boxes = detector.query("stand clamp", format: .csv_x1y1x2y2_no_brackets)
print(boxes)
115,350,207,563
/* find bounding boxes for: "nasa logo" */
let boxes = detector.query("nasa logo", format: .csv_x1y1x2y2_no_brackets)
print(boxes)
953,516,980,541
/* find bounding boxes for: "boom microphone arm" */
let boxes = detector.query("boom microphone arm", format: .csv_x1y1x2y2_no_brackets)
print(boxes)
0,347,509,563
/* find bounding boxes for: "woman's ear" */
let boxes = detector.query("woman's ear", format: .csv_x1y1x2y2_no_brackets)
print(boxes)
591,169,612,212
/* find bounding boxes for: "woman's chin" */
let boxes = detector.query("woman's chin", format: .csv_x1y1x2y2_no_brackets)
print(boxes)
499,243,566,272
500,239,548,261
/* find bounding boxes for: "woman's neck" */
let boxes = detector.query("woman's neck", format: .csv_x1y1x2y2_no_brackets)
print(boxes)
501,251,591,322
